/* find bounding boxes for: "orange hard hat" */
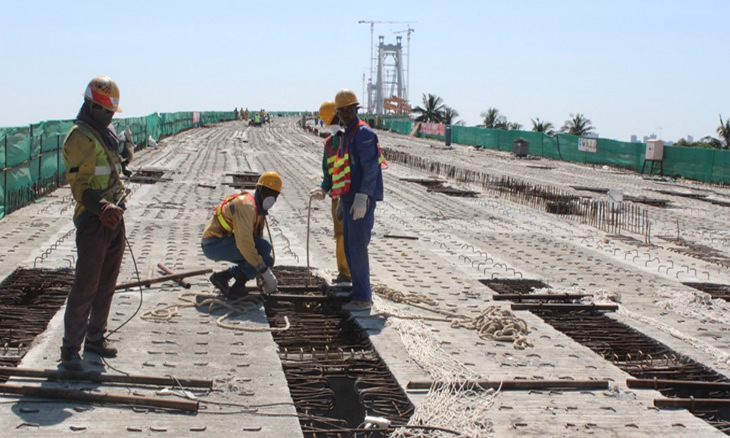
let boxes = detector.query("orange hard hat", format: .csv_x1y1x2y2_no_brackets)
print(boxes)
84,75,122,112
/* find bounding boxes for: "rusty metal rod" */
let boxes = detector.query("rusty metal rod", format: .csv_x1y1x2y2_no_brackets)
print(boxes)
511,303,618,312
0,383,198,412
157,263,192,289
628,378,730,392
406,379,609,391
0,367,212,389
654,397,730,410
116,269,212,290
493,294,590,301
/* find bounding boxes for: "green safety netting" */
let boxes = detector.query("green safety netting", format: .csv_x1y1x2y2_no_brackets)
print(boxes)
373,117,730,185
1,110,237,219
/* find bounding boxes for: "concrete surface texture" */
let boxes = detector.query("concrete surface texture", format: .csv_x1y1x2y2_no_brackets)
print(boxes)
0,117,728,437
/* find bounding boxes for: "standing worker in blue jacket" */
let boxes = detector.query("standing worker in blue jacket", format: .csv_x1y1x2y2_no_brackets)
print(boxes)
310,100,351,284
60,75,127,371
331,89,387,311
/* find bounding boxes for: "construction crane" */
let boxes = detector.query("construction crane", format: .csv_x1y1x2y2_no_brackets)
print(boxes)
394,26,415,103
358,20,416,112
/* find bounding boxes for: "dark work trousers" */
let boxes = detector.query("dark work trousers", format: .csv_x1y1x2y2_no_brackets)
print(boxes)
342,198,376,302
62,217,125,352
202,235,273,282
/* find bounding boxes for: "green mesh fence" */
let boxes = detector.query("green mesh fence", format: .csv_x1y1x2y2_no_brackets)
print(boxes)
375,118,729,185
1,110,237,219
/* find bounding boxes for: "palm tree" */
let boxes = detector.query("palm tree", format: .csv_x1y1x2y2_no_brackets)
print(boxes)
531,118,555,135
480,107,506,129
561,113,595,136
507,122,523,130
442,106,463,125
717,114,730,149
412,93,445,123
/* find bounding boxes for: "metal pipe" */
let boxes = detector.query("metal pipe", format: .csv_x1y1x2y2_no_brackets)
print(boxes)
0,383,198,412
0,367,212,389
157,263,192,289
116,268,212,290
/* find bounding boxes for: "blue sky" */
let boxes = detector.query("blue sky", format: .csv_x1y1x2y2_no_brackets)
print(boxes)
2,0,728,142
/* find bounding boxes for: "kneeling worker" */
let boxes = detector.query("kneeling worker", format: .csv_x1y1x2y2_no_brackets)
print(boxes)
201,172,282,298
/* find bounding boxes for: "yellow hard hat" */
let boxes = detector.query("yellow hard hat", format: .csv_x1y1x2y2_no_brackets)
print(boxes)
319,101,337,126
84,75,122,112
257,171,283,193
335,89,359,109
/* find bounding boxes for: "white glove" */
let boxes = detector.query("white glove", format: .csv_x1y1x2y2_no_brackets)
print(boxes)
335,199,344,222
350,193,369,221
260,268,277,294
310,187,327,201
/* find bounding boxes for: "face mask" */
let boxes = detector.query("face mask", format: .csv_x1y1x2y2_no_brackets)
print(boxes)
262,196,276,211
328,125,341,134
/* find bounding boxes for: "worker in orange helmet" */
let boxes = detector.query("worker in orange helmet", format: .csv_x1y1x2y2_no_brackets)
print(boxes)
309,100,351,284
60,75,127,371
331,89,387,312
201,172,282,298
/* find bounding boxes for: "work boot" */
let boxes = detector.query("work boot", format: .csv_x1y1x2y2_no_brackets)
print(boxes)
333,273,351,284
226,278,249,299
84,337,118,358
60,348,84,371
210,270,233,295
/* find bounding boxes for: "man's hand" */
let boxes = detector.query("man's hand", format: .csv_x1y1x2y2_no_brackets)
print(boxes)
350,193,369,221
260,268,277,294
100,203,124,229
335,199,344,222
309,187,327,201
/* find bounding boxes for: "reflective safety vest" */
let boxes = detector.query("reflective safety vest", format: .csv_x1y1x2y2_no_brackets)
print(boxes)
324,134,340,199
331,120,387,197
213,192,263,235
64,122,124,219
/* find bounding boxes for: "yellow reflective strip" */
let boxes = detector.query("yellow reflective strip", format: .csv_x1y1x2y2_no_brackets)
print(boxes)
215,206,233,233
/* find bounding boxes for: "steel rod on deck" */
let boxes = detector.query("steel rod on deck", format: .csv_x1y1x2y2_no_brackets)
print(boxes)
406,379,609,391
0,367,212,389
116,269,212,290
157,263,192,289
0,383,199,412
511,303,618,312
493,294,590,301
654,397,730,410
628,378,730,392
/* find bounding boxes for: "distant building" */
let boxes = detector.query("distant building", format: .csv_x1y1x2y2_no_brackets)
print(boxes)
687,135,694,143
643,133,657,143
630,135,638,143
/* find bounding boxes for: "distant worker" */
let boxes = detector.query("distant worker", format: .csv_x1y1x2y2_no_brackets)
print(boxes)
201,172,282,298
60,75,127,371
254,112,261,127
332,89,387,311
243,108,249,121
309,101,350,284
